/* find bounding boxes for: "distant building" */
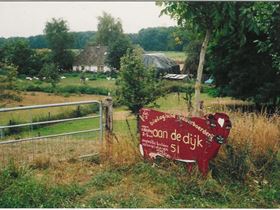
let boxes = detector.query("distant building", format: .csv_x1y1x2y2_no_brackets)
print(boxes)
143,53,180,77
73,45,111,72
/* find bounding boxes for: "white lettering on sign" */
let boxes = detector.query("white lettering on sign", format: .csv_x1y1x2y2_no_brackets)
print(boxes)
141,127,204,151
147,113,215,141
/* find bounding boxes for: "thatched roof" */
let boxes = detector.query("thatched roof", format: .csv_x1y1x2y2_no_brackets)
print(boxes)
143,53,180,75
74,45,108,66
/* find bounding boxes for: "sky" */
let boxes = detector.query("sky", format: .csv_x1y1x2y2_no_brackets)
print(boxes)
0,2,177,38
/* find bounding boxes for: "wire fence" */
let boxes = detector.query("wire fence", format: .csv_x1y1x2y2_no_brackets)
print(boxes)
0,100,103,167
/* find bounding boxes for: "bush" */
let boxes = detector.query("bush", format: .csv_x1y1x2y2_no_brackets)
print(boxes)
210,144,250,182
17,83,109,96
202,86,220,97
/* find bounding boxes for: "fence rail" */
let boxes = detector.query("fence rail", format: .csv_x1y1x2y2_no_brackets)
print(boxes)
0,100,103,166
0,100,103,143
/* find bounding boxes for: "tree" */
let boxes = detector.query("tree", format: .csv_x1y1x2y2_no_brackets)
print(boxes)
106,35,132,70
0,64,21,104
116,47,163,131
182,40,201,75
94,12,123,46
160,2,240,116
38,63,60,88
207,2,280,108
137,26,188,51
3,39,36,75
28,35,48,49
72,31,96,49
44,18,74,71
94,12,132,70
254,3,280,70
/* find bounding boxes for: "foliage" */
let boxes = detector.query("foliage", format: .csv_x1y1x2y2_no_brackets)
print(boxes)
44,18,74,70
182,40,201,75
94,12,123,46
17,83,109,96
0,31,96,49
2,39,39,75
136,26,188,51
106,35,132,70
207,2,280,107
159,2,240,115
94,12,132,70
28,35,48,49
38,63,60,87
116,47,163,117
71,31,96,49
0,64,21,103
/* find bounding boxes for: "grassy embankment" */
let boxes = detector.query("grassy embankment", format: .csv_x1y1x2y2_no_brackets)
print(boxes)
0,110,279,208
0,88,279,207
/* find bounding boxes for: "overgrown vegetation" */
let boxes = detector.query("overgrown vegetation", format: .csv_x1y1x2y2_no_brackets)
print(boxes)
0,112,279,208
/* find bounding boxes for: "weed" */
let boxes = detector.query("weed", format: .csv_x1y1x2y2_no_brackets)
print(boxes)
211,143,250,183
0,163,85,208
30,155,51,170
89,193,117,208
88,191,143,208
84,154,101,165
89,170,123,190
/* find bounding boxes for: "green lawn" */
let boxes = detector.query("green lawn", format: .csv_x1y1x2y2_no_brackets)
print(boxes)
59,76,116,91
16,73,116,93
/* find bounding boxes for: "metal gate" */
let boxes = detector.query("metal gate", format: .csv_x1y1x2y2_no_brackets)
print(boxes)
0,100,103,166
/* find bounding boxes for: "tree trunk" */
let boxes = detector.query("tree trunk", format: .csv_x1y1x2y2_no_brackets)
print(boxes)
194,29,211,117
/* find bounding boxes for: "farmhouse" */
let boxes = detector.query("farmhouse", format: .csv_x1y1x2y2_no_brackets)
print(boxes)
73,44,111,72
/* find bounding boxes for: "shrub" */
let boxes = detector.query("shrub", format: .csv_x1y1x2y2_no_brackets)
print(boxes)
17,83,109,96
202,86,220,97
210,143,250,182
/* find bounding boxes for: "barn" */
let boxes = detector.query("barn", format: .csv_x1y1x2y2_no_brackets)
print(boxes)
72,45,111,72
143,53,181,76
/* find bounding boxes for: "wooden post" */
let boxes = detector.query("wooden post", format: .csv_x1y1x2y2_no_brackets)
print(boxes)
104,97,113,157
105,97,113,132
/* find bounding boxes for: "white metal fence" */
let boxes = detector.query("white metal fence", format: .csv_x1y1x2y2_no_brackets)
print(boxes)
0,100,103,167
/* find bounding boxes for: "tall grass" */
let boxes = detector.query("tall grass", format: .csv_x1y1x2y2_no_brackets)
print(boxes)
211,111,280,182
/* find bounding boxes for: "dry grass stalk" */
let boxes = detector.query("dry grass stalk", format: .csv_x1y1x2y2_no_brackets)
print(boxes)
100,134,141,167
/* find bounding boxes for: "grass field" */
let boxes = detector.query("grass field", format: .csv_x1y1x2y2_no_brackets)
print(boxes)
59,77,116,90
